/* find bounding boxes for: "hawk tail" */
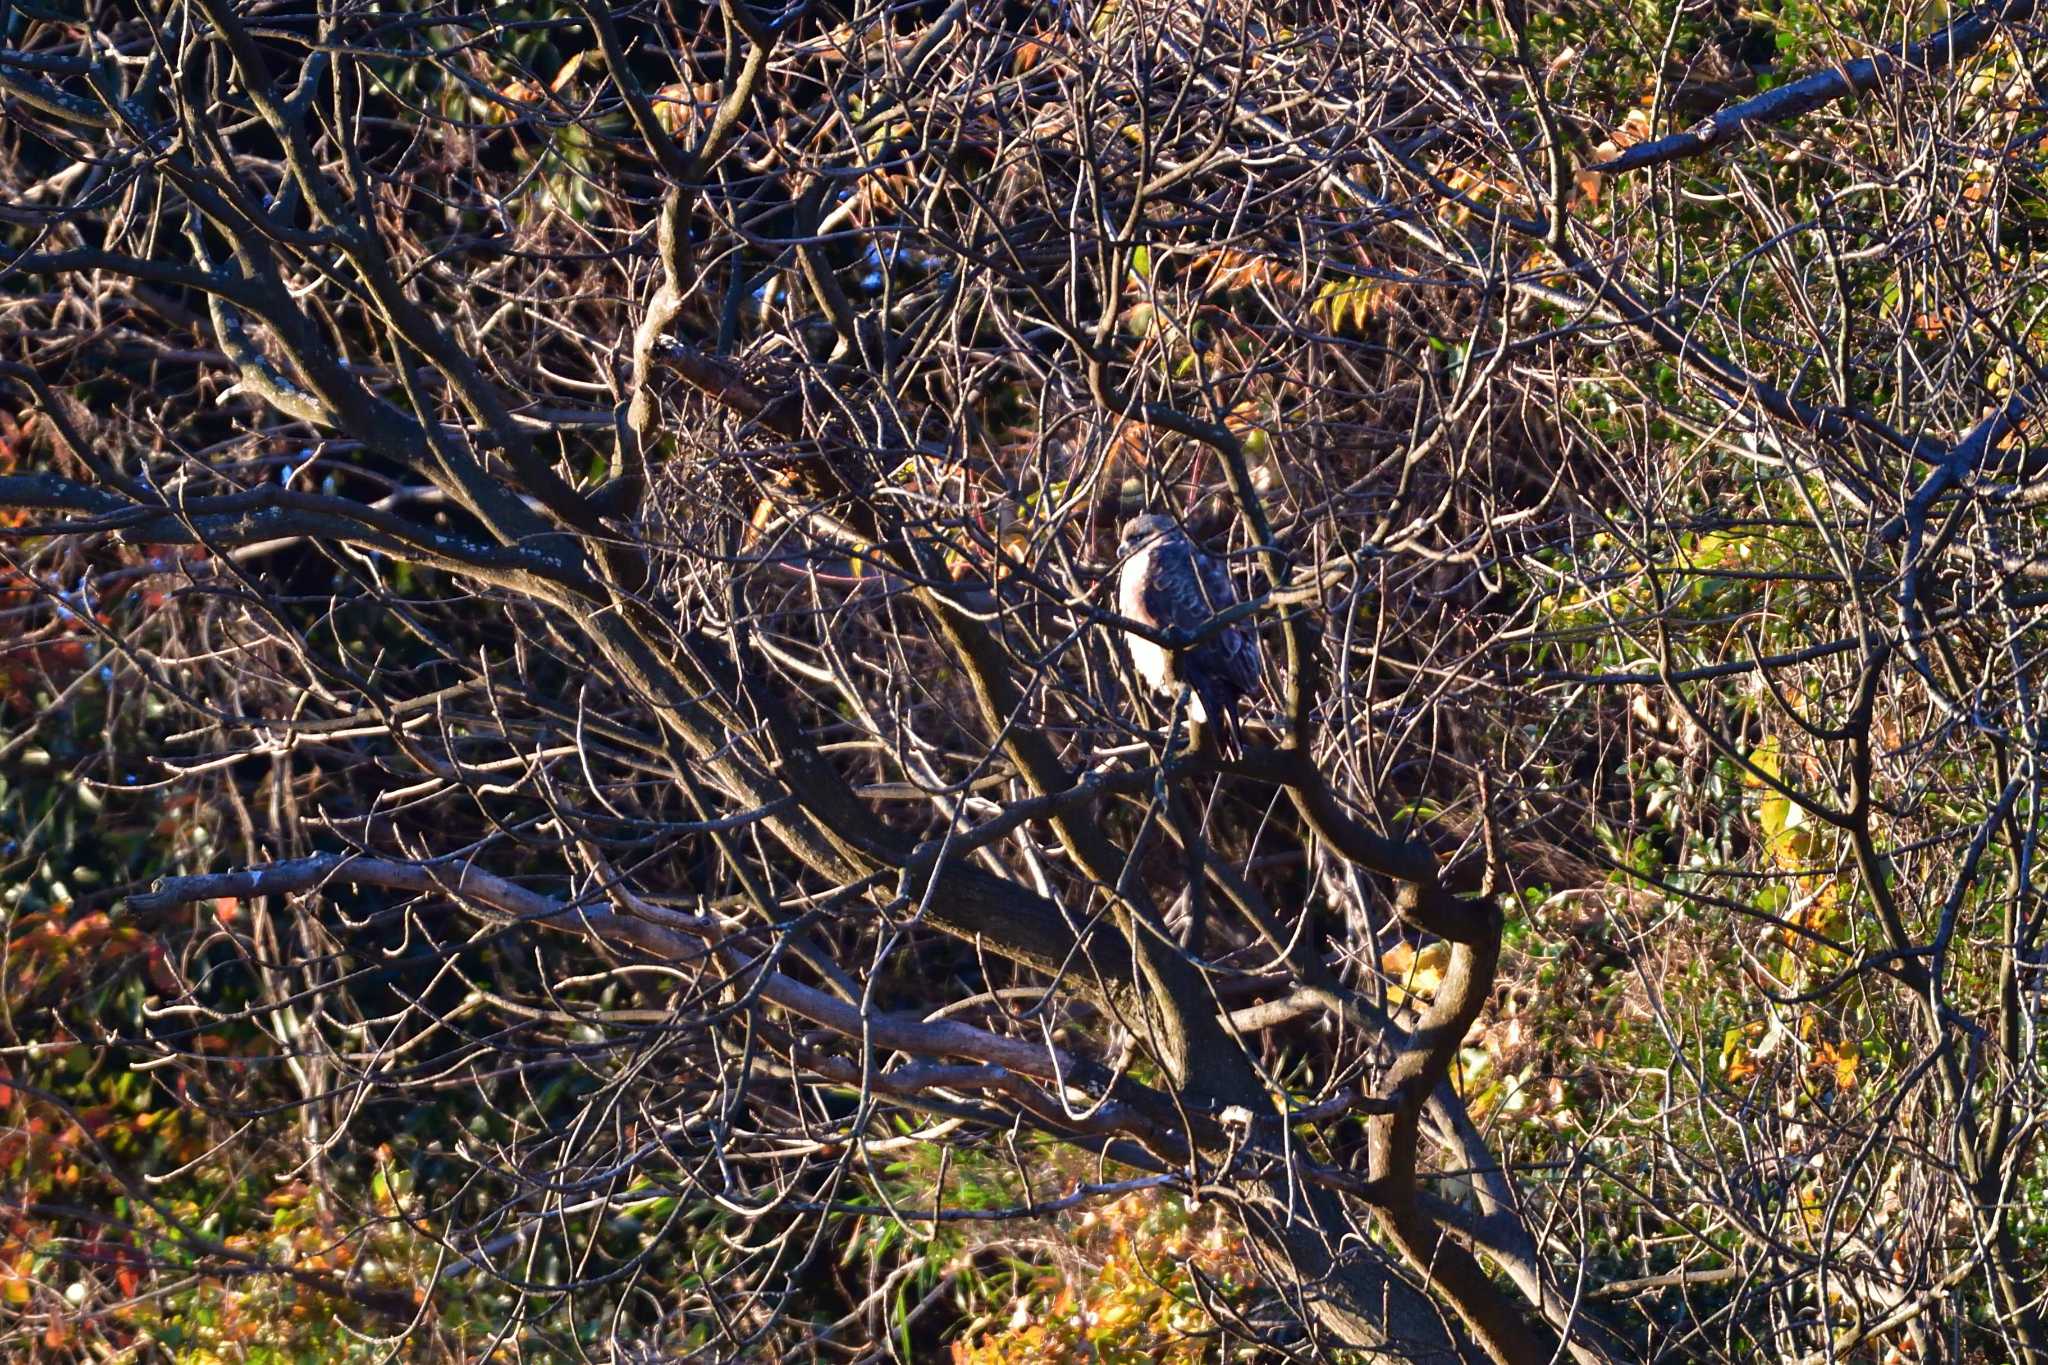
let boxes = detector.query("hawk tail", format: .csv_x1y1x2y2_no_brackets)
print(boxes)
1198,681,1246,757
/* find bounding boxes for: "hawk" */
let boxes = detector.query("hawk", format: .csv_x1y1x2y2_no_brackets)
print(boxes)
1117,513,1262,749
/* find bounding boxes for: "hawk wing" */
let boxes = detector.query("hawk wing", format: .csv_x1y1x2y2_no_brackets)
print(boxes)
1194,546,1261,695
1137,535,1218,641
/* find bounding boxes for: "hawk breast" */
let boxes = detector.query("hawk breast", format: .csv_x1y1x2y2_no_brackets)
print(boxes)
1118,541,1177,700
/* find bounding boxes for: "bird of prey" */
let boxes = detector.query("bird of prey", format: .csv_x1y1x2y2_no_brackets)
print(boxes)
1117,513,1262,749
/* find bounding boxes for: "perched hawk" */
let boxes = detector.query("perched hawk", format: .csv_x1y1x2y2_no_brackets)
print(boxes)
1117,513,1262,749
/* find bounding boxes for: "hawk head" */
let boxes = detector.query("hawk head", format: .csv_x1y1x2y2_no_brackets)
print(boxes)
1119,512,1176,556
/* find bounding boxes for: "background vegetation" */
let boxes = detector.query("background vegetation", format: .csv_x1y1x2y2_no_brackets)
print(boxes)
4,0,2048,1360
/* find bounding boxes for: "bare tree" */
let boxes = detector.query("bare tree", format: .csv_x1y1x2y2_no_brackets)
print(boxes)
4,0,2047,1359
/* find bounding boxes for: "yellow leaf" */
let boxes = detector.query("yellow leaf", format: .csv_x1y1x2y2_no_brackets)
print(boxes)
1,1251,29,1304
1748,737,1781,785
1816,1040,1859,1090
1381,940,1448,1005
1750,738,1816,867
549,50,590,93
1720,1021,1763,1082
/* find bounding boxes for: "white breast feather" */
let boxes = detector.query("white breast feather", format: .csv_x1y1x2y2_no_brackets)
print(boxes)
1119,548,1172,691
1119,541,1208,722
